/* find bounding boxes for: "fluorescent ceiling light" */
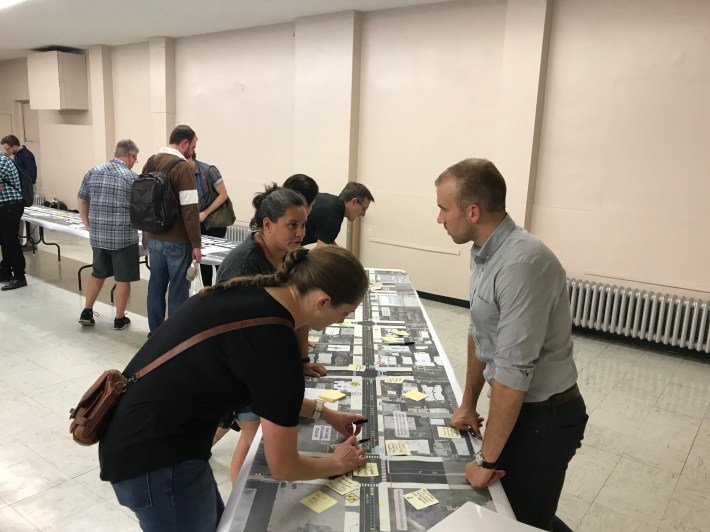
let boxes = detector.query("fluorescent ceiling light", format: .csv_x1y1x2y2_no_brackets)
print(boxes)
0,0,28,9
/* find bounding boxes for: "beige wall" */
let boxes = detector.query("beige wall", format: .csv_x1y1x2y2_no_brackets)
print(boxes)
1,0,707,301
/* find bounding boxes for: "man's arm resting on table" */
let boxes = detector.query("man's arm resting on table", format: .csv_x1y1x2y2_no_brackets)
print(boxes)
465,379,524,489
77,198,90,228
451,335,487,437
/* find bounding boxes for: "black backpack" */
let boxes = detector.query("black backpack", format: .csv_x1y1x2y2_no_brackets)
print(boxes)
130,156,185,233
5,160,34,207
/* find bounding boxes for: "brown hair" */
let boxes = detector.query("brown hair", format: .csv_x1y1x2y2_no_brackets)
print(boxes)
202,246,368,307
435,158,506,213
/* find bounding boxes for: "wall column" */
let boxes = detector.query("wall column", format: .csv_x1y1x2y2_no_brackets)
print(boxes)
88,45,115,163
495,0,553,228
149,37,176,151
293,11,362,251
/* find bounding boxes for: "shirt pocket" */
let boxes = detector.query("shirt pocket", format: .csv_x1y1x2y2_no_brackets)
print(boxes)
470,293,500,345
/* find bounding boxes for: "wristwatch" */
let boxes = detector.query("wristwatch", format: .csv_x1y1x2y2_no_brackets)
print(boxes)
312,399,324,420
473,450,497,469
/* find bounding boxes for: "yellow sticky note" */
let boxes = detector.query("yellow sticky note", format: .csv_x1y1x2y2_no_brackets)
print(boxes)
353,462,379,477
319,389,346,402
326,475,361,496
347,364,367,372
308,335,320,343
345,492,360,503
384,376,406,384
403,390,428,401
340,320,354,327
381,336,398,343
437,426,463,439
403,488,439,510
300,491,338,513
351,381,361,387
370,282,383,291
393,330,408,336
385,440,411,456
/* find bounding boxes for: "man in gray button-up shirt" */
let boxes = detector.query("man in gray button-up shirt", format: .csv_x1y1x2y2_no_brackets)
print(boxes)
435,158,587,531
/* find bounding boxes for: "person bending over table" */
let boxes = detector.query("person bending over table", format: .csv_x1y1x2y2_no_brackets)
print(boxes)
215,184,328,484
99,246,368,532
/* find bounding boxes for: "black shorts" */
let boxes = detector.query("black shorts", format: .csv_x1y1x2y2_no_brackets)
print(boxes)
92,243,140,282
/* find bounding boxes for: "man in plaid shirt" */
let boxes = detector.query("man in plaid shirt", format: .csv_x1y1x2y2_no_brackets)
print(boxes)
77,140,141,330
0,151,27,290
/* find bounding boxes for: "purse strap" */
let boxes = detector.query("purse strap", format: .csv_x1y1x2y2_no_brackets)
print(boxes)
130,317,293,382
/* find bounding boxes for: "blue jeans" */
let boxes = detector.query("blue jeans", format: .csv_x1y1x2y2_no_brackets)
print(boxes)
112,460,224,532
147,239,192,333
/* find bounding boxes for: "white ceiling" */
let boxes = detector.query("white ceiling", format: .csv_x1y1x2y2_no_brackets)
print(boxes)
0,0,453,61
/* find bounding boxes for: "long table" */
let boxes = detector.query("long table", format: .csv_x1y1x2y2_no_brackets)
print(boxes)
218,269,513,532
20,205,242,267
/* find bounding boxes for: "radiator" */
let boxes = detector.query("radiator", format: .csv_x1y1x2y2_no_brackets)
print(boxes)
224,223,251,243
567,279,710,354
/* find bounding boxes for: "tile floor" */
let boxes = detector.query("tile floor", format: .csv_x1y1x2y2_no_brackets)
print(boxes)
1,232,710,531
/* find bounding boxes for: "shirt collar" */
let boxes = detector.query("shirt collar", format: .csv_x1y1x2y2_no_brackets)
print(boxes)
158,146,186,160
471,214,516,264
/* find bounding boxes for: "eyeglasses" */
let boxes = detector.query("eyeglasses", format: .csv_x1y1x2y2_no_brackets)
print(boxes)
357,199,369,213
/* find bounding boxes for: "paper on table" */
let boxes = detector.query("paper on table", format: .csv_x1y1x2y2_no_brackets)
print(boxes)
353,462,379,477
347,364,367,371
201,246,227,255
326,475,361,496
427,502,542,531
319,390,346,402
403,390,428,401
381,336,398,343
437,426,463,439
385,440,411,456
308,335,320,343
340,320,354,327
300,491,338,513
303,388,338,410
370,282,383,291
403,488,439,510
384,376,407,384
393,330,408,336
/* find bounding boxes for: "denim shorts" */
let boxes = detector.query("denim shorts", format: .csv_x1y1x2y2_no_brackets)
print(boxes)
92,243,140,282
218,406,260,430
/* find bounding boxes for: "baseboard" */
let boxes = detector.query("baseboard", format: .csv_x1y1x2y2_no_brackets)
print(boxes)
417,291,468,308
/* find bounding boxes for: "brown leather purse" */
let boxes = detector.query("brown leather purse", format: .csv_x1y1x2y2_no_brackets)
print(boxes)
69,317,292,445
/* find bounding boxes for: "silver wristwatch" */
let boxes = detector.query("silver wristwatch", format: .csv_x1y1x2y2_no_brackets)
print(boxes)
474,450,497,469
313,399,324,420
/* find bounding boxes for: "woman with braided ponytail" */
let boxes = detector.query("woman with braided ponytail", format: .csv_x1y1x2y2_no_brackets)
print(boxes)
99,245,369,531
214,185,329,484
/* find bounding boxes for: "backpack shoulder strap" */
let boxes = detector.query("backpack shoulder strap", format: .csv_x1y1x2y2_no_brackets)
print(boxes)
131,317,293,381
161,156,185,176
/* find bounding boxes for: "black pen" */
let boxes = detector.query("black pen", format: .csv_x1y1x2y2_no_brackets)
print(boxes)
388,341,414,346
466,425,479,438
358,438,371,445
353,418,368,426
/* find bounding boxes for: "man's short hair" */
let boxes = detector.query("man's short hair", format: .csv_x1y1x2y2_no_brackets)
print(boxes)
339,181,375,204
436,158,506,213
114,139,139,158
1,135,20,147
168,125,196,145
283,174,319,205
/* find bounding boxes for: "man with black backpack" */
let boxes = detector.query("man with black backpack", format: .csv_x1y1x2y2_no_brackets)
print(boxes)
0,151,27,290
141,125,202,335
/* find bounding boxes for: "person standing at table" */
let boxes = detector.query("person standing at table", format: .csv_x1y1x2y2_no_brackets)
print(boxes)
0,151,27,290
99,246,368,531
301,181,374,247
76,140,141,329
1,135,38,251
215,185,327,484
188,151,231,286
143,125,201,335
435,158,587,531
283,173,319,213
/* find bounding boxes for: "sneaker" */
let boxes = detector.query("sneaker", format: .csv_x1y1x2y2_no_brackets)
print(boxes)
114,315,131,330
79,308,97,326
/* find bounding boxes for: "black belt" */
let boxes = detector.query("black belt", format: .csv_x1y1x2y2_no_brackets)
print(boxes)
524,384,581,408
